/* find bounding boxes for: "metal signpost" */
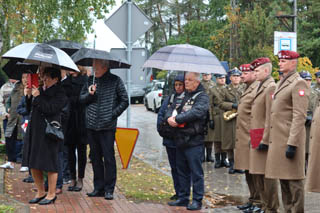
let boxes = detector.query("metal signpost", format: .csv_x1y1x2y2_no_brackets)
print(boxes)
105,0,153,128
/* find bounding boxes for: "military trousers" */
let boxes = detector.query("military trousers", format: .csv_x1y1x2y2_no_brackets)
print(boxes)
280,179,304,213
253,174,279,212
204,141,213,148
245,170,261,206
213,141,222,153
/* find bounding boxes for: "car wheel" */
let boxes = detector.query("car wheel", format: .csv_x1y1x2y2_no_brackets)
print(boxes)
153,100,158,113
145,99,150,111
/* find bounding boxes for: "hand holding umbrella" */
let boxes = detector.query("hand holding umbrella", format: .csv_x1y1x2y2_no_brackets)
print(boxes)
88,84,97,95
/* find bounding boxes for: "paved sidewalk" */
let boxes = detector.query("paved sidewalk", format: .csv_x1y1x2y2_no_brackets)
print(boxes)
2,163,210,213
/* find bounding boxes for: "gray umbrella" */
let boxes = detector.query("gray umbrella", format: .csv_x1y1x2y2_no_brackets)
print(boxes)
142,44,226,74
46,39,83,56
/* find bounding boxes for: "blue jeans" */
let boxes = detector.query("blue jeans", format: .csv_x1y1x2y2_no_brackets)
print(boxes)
166,147,180,196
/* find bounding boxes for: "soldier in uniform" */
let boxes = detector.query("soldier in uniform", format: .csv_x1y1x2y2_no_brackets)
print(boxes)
209,74,229,168
312,71,320,96
248,58,279,213
233,64,261,211
265,50,310,213
201,73,216,162
218,68,245,174
300,71,317,171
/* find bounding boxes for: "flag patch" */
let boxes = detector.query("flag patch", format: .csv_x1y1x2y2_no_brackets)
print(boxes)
299,90,305,96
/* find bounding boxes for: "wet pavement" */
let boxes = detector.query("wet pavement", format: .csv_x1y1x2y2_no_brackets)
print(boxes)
118,104,320,212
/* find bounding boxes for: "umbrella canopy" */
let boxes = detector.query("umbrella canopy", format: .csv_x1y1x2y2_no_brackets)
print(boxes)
2,60,38,80
71,48,131,69
46,39,83,56
2,43,79,72
142,44,226,74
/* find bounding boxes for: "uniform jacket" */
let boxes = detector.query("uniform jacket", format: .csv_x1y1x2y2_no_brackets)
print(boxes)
234,81,259,170
306,102,320,192
201,80,216,142
210,84,225,142
265,72,310,180
249,77,276,174
79,71,129,131
218,84,244,150
305,87,318,154
0,81,15,118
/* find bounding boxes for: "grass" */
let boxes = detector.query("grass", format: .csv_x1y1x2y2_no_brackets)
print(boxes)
0,204,15,213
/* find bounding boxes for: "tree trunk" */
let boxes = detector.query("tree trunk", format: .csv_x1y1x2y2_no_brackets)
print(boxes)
156,3,167,44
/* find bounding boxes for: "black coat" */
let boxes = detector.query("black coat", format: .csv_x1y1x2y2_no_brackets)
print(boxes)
22,83,68,172
79,71,129,131
65,75,88,145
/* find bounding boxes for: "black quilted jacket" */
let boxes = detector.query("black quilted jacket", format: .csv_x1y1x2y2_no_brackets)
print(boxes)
79,71,128,131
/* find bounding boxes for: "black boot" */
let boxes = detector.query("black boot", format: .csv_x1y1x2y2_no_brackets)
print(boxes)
214,153,222,168
228,159,235,174
221,152,230,168
206,148,214,162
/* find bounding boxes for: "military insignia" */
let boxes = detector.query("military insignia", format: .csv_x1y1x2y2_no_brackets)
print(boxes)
299,90,305,96
271,93,274,99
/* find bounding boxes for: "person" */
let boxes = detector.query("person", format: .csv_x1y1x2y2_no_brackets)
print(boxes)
248,58,279,213
65,66,88,192
219,68,245,174
157,74,184,200
22,67,68,205
232,64,260,212
80,59,129,200
312,71,320,96
201,73,216,162
210,74,229,168
167,72,209,211
0,74,27,170
265,50,309,212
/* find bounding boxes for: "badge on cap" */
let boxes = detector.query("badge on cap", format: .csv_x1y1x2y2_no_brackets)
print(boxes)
299,90,305,96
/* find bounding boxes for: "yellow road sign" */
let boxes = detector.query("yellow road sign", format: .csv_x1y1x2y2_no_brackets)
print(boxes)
115,127,139,169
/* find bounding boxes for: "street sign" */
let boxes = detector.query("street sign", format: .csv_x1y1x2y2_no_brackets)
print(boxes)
105,1,153,44
274,31,297,55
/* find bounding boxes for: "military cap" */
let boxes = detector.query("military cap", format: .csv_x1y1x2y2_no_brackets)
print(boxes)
215,74,226,78
229,67,242,76
250,57,271,70
277,50,300,60
239,64,252,72
300,71,312,80
314,71,320,77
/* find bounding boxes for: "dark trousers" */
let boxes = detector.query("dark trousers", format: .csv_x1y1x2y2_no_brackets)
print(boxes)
176,145,204,202
88,129,116,193
5,126,19,162
245,170,261,206
67,144,87,180
280,179,304,213
166,147,180,196
62,145,70,180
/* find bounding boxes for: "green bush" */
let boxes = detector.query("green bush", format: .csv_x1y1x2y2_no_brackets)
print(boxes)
0,144,5,154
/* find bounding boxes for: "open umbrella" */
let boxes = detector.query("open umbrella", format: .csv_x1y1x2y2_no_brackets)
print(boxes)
46,39,83,56
142,44,226,74
2,43,79,72
2,60,38,80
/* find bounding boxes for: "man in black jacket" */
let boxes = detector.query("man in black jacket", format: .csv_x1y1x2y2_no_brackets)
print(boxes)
80,59,128,200
167,72,209,211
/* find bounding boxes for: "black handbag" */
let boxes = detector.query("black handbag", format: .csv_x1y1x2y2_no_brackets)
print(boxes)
45,118,64,142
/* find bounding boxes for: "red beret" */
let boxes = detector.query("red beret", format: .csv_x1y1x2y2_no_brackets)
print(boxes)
277,50,300,59
250,57,271,70
239,64,252,72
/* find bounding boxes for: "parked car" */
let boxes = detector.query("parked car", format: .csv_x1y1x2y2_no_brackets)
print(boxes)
144,81,165,113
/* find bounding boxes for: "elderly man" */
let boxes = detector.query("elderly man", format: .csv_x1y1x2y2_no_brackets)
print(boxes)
265,50,309,212
80,59,129,200
167,72,209,211
248,58,279,213
233,64,260,211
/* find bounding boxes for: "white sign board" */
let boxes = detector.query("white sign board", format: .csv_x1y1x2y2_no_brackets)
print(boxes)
274,31,297,55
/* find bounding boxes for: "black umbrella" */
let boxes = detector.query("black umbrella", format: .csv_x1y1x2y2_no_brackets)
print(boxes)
2,60,38,80
46,39,83,56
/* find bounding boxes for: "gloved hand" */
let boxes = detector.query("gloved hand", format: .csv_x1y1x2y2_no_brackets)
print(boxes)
209,120,215,130
285,145,297,159
232,103,238,109
305,115,312,127
257,143,268,151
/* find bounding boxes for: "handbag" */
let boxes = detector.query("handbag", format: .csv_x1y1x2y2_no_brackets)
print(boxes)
45,118,64,142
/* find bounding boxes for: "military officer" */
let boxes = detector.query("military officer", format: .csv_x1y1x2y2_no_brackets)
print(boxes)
218,68,245,174
233,64,261,211
201,73,216,162
265,50,310,213
312,71,320,95
209,74,229,168
248,58,279,213
300,71,317,171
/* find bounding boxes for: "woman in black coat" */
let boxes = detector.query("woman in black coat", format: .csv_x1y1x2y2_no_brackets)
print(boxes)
22,67,68,205
65,66,88,192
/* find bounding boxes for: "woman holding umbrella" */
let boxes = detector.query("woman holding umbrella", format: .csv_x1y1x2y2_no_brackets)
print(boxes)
22,67,68,205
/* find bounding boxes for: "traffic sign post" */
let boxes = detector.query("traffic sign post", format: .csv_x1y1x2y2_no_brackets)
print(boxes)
274,31,297,55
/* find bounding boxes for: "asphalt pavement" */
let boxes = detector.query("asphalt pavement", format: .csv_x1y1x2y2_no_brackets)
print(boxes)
118,104,320,212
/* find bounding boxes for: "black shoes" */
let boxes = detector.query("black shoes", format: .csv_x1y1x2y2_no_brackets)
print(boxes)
87,190,105,197
29,194,46,204
221,153,230,167
214,153,222,168
206,148,215,162
168,199,189,207
170,194,178,200
105,192,114,200
187,201,202,211
243,205,263,213
237,202,252,210
39,196,57,205
23,176,34,183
